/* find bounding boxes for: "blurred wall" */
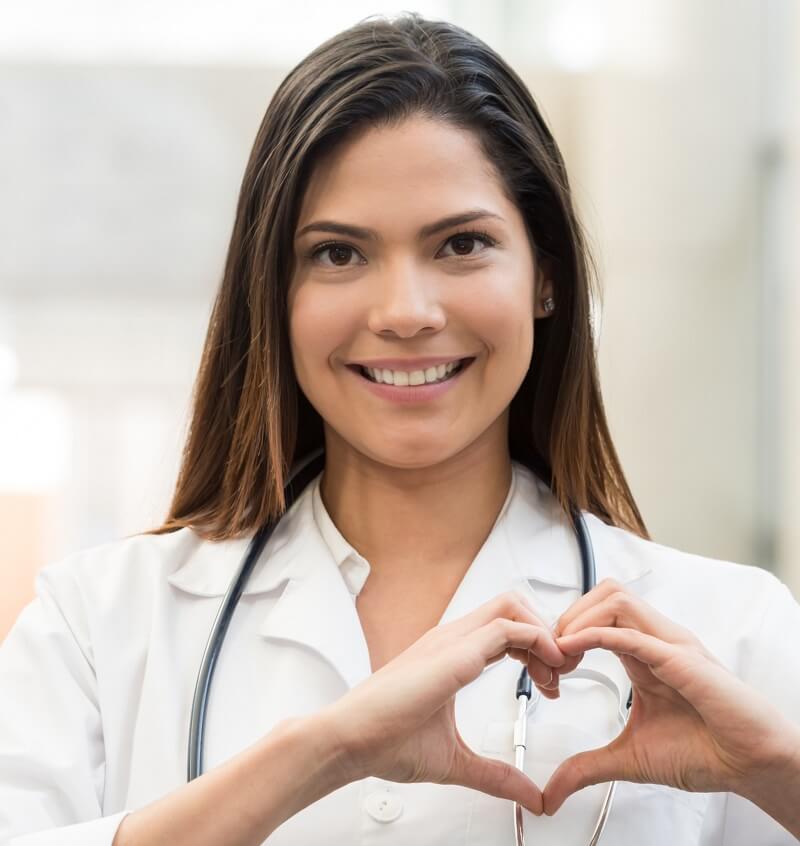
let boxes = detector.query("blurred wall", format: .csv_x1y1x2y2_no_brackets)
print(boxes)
780,5,800,595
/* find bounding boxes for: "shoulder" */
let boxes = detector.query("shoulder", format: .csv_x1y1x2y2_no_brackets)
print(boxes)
35,528,206,622
587,512,780,597
582,514,797,663
510,461,788,620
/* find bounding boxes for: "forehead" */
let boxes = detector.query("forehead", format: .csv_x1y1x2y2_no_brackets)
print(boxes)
296,116,513,232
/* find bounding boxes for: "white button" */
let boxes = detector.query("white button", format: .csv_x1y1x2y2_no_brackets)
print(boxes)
364,788,403,822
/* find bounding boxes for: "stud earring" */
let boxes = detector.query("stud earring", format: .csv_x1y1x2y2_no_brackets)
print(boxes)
543,297,555,313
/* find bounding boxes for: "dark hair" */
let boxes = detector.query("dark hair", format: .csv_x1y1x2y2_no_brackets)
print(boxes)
148,12,648,540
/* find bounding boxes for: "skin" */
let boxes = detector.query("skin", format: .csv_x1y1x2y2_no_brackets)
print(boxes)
288,114,554,593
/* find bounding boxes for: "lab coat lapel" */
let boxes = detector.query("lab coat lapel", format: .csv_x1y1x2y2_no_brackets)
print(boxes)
504,463,653,619
504,463,653,705
436,463,653,704
437,461,582,630
255,492,373,692
167,482,372,693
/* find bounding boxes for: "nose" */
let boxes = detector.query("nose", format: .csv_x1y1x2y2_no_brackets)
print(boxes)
366,258,446,338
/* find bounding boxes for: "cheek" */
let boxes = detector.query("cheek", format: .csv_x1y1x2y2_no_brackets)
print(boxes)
288,284,352,386
470,274,534,365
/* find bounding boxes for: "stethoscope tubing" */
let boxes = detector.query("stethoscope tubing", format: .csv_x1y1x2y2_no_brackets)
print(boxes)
512,506,597,845
187,448,326,781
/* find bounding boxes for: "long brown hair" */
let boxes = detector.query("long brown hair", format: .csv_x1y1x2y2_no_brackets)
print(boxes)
149,12,648,541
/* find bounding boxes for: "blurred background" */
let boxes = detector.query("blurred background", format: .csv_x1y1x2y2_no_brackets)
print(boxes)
1,0,798,639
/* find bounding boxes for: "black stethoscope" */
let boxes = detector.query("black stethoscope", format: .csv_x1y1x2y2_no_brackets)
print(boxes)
186,448,629,845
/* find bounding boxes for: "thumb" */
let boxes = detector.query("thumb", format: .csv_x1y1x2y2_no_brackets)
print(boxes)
458,752,543,815
542,745,623,815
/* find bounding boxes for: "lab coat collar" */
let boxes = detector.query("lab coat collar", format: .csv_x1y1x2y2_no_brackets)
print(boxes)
166,494,375,690
167,461,652,689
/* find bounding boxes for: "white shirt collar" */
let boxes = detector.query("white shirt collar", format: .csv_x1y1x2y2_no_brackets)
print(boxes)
167,459,651,599
310,463,517,598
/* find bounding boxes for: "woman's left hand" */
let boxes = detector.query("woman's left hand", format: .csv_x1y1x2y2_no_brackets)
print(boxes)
541,579,800,821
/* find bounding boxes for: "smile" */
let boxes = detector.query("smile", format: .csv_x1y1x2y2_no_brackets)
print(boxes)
345,357,477,404
359,358,472,386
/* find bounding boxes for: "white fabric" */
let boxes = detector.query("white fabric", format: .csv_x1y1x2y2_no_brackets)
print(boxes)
1,460,799,844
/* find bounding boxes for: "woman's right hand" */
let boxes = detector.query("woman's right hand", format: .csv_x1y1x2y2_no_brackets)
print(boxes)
317,591,578,815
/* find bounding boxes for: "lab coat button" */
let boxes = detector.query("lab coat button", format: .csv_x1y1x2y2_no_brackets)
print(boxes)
365,788,403,822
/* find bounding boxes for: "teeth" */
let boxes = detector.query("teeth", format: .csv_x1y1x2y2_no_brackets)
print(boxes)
364,359,464,386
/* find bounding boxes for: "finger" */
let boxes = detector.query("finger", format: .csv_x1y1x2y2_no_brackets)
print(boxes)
557,627,712,705
459,751,543,815
556,626,676,667
557,588,695,645
553,578,624,636
507,647,581,683
487,644,564,687
499,654,557,688
509,647,584,700
542,745,624,815
484,649,557,689
477,619,566,670
456,591,550,636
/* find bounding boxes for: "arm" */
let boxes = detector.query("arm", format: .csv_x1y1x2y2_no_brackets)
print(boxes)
113,714,350,846
4,585,563,842
0,569,351,846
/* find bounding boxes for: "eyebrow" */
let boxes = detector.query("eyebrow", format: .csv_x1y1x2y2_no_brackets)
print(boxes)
294,208,505,242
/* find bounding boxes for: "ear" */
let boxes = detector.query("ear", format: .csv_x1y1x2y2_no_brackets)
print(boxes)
533,266,556,320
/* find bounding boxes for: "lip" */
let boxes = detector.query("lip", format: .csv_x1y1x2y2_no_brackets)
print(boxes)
346,355,472,371
345,356,476,404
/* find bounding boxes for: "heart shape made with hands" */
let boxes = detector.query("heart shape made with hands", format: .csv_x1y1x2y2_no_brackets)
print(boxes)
492,583,643,815
511,643,632,810
512,577,750,817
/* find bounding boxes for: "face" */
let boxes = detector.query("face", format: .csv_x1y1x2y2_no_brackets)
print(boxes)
288,115,553,471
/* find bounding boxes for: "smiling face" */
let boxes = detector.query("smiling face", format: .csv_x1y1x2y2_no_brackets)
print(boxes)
288,115,552,471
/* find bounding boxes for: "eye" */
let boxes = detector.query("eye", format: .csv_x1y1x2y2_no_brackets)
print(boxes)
307,242,365,268
438,229,497,260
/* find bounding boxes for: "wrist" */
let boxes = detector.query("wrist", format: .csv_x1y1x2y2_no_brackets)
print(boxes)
279,709,362,793
735,721,800,839
313,702,372,785
275,708,354,798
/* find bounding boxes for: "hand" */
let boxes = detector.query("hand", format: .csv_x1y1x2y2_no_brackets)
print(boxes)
318,591,580,814
542,579,800,822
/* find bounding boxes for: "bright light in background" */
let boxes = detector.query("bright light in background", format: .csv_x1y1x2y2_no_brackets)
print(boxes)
0,0,453,65
0,345,18,393
0,0,679,72
546,0,609,72
0,391,71,493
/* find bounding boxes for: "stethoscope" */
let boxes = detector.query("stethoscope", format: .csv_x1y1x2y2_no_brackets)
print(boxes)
187,447,631,845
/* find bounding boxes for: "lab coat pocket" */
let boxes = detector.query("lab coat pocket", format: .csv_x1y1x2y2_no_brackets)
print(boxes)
466,720,615,845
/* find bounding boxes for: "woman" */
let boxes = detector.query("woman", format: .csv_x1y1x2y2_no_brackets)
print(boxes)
1,13,798,845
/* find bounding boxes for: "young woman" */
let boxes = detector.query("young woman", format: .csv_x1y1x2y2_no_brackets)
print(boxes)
2,13,799,846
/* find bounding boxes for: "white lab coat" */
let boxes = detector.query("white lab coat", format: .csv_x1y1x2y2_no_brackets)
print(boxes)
1,461,799,845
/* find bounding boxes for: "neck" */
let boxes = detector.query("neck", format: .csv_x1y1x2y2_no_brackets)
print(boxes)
318,422,513,584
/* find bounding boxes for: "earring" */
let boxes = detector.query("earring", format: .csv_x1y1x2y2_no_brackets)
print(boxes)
543,297,555,313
